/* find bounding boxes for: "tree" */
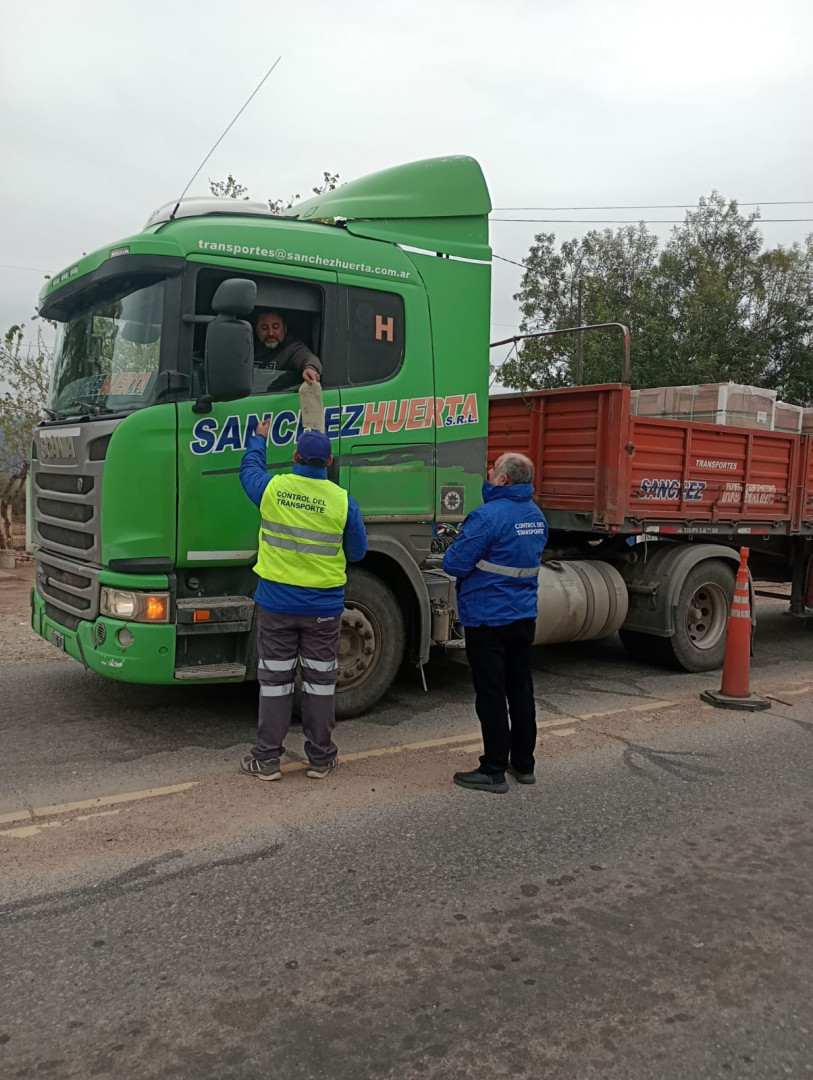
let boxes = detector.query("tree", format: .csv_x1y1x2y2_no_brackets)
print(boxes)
658,195,813,396
208,170,341,214
0,320,51,547
208,174,249,199
505,194,813,403
503,225,664,390
758,237,813,404
658,193,770,386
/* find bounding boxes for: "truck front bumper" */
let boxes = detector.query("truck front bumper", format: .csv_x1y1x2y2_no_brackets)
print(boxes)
32,587,179,684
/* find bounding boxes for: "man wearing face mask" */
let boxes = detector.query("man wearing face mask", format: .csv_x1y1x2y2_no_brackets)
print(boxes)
253,309,322,384
442,453,548,794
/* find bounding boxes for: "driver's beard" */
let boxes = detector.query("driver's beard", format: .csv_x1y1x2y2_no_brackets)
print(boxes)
263,339,281,349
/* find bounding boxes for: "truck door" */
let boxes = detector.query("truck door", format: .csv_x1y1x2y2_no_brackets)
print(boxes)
336,280,434,519
176,268,340,573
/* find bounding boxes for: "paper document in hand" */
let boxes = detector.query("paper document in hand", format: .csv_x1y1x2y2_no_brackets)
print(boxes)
298,380,325,432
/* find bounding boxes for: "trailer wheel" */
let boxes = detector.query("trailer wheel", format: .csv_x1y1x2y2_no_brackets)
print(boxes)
668,560,735,671
621,560,735,672
334,568,405,719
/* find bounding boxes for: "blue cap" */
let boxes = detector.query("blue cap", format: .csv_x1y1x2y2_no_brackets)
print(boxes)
297,429,332,465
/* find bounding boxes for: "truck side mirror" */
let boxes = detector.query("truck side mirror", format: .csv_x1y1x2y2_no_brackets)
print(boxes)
212,277,257,316
194,278,258,411
203,315,254,403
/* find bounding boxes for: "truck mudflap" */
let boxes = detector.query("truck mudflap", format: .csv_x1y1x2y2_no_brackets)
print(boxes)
620,542,749,637
618,541,761,672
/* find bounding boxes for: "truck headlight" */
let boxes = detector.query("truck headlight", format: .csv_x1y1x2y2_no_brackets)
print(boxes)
100,588,170,623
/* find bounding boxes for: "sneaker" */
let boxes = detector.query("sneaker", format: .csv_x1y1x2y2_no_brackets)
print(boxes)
240,755,282,781
306,759,338,779
507,766,536,785
453,768,508,794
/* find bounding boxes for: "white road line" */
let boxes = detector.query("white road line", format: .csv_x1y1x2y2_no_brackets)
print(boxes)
30,782,198,819
0,782,198,837
1,821,63,839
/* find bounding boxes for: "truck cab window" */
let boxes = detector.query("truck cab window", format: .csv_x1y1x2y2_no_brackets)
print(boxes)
48,277,166,418
191,268,335,394
346,286,405,386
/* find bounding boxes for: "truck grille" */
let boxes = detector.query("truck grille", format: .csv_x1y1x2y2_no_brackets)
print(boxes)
38,522,95,550
36,497,93,524
36,473,95,495
33,469,99,556
37,549,100,627
32,418,119,627
44,603,82,632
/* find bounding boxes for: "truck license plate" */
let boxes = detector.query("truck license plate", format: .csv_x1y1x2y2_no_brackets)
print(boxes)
51,630,65,651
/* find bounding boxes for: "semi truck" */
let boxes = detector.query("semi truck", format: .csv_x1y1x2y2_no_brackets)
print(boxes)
30,155,813,717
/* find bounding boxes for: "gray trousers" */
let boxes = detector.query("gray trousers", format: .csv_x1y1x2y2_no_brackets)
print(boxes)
252,607,340,766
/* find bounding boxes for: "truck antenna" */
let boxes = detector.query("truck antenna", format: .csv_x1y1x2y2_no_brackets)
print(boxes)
168,56,282,221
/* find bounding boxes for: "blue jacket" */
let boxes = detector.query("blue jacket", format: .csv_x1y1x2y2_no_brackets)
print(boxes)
240,434,368,615
442,482,548,627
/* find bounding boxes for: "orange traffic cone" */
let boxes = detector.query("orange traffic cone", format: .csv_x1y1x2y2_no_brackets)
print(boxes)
700,547,770,711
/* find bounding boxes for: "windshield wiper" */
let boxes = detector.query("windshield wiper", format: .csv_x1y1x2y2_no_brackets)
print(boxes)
58,399,112,417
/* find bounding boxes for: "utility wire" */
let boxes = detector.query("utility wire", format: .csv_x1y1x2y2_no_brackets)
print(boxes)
492,217,813,224
490,341,518,389
493,200,813,210
493,254,543,273
0,264,49,274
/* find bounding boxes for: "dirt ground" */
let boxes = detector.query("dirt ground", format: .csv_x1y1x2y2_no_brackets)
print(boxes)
3,671,812,885
3,549,812,885
0,561,69,665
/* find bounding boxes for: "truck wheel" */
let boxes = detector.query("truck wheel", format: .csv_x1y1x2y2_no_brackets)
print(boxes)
666,560,735,671
335,568,405,720
621,560,735,672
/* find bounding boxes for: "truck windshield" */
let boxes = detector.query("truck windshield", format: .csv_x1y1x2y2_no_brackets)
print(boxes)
48,279,166,419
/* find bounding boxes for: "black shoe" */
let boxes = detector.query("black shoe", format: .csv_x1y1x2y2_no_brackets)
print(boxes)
306,758,338,780
240,755,282,781
507,766,536,785
453,769,508,794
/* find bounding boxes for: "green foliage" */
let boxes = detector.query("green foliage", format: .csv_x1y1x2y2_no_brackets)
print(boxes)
208,171,341,214
208,174,249,199
0,319,52,480
504,194,813,404
504,225,663,389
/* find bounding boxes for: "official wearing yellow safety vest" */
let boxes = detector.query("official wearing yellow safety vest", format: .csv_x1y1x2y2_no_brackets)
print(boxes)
239,425,369,782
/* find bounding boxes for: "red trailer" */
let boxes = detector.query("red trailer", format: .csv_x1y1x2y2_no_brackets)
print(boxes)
488,384,813,671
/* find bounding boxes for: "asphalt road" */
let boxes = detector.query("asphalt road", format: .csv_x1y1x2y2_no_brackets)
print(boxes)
2,594,813,1078
1,593,810,813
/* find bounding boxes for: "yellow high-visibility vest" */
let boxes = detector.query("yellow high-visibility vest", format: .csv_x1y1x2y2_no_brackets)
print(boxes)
255,473,349,589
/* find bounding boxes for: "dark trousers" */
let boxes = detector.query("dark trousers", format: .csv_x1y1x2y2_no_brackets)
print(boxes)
252,608,341,767
464,618,537,776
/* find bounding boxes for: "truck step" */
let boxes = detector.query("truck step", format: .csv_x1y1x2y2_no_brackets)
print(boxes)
174,663,247,680
175,596,254,636
176,596,254,618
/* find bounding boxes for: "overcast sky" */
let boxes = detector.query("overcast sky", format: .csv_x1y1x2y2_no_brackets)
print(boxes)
2,0,812,368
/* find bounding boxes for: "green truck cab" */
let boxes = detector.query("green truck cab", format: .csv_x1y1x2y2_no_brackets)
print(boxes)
31,156,491,716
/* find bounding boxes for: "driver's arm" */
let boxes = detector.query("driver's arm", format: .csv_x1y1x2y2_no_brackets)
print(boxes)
285,341,322,382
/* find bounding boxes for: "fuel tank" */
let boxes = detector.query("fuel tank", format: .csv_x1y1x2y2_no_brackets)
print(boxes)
534,561,628,645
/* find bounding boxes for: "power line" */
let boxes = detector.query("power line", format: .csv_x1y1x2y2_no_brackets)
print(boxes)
492,217,813,224
492,200,813,210
0,264,49,274
493,254,541,273
494,252,546,276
